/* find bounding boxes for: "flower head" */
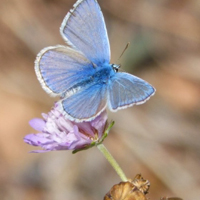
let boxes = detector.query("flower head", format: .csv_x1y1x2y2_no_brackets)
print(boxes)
24,103,108,153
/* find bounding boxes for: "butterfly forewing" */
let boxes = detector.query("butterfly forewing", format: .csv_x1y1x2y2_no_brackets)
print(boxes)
60,0,110,65
35,45,94,97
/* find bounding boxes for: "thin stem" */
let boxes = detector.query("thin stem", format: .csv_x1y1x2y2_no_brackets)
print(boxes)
97,143,128,182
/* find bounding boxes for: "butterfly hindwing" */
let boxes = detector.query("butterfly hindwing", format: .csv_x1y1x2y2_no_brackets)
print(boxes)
35,45,95,96
57,83,107,122
60,0,110,65
108,72,155,111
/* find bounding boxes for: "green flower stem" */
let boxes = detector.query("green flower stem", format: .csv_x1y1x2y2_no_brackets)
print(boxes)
97,143,128,182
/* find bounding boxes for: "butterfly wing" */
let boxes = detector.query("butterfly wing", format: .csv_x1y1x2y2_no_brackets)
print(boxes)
57,83,107,122
60,0,110,65
35,45,95,97
108,72,155,111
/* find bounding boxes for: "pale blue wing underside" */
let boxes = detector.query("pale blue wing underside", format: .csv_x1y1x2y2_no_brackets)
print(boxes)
108,72,155,111
60,0,110,65
35,45,95,96
57,83,107,122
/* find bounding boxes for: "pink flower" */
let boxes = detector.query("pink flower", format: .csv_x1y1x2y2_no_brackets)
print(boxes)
24,104,107,153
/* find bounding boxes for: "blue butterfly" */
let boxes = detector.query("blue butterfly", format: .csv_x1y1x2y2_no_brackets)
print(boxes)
35,0,155,122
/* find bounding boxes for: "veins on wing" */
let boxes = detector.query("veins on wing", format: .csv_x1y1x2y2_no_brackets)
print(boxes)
63,78,93,98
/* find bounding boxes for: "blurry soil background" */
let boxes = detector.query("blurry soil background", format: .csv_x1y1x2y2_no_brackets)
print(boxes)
0,0,200,200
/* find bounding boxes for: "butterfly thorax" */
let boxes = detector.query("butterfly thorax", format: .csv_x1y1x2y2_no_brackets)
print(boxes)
91,63,116,84
63,63,115,98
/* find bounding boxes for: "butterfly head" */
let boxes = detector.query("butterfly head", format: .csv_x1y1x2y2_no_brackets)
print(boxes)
112,64,120,72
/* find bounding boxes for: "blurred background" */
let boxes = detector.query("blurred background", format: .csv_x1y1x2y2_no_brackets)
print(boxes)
0,0,200,199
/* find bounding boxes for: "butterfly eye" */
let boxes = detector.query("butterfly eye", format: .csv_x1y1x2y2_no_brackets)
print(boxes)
112,64,120,72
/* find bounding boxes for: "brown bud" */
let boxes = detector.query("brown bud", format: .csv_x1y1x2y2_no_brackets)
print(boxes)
131,174,150,195
104,174,149,200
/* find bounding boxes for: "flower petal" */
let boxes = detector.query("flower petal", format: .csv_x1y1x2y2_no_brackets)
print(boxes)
29,118,45,131
24,133,50,146
91,110,107,136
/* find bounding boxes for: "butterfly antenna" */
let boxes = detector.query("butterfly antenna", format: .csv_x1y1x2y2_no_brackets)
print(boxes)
116,42,130,72
118,42,130,60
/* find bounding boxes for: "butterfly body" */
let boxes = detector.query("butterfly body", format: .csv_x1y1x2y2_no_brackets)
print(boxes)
61,62,114,99
35,0,155,122
90,63,115,83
